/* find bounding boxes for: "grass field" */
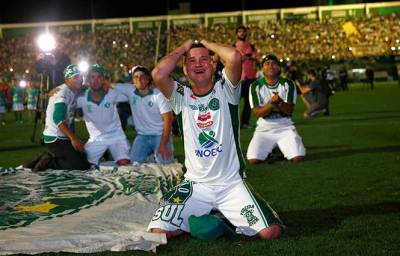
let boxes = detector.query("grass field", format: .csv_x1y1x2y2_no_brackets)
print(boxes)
0,81,399,255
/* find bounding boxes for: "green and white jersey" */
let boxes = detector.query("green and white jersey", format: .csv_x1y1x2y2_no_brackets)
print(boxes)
77,88,127,140
43,84,77,143
11,87,24,104
27,87,39,106
170,69,245,185
116,84,171,136
249,76,297,131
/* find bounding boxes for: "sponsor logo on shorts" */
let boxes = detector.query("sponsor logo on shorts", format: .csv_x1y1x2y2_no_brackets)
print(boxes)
240,204,259,226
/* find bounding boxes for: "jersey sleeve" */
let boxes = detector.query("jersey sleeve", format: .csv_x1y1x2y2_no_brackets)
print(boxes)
169,81,184,115
220,69,241,105
109,88,129,103
156,91,172,114
249,80,261,109
114,83,132,98
284,79,297,104
53,102,67,126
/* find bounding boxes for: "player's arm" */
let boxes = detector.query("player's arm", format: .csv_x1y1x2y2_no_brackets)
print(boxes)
157,111,173,160
200,39,242,86
53,102,85,152
152,39,194,99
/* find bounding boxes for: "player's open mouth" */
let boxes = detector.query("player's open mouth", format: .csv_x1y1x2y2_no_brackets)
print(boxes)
194,69,205,74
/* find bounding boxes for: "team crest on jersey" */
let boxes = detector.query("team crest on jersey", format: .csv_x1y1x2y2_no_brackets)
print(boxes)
104,102,111,109
208,98,220,111
240,204,259,226
87,105,93,113
197,112,213,129
148,101,154,107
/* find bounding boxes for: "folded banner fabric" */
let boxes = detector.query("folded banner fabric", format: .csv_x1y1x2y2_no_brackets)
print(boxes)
0,163,183,254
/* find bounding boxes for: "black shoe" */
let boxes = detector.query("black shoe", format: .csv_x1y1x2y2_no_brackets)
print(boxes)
23,154,45,169
32,152,54,172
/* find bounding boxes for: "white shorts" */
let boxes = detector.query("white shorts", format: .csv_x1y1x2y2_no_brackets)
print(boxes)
12,103,24,111
147,180,283,236
27,104,37,110
247,126,306,160
85,136,130,165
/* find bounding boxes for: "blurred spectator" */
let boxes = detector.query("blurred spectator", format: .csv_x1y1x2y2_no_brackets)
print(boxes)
10,80,24,123
36,48,71,89
304,69,332,118
339,67,349,91
366,67,374,90
234,25,259,129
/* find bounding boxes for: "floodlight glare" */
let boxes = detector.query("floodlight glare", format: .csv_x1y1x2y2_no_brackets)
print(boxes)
19,80,27,88
25,69,30,74
37,33,56,52
78,61,89,72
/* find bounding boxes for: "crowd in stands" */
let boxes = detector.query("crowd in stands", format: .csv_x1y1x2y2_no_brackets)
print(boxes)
0,14,399,83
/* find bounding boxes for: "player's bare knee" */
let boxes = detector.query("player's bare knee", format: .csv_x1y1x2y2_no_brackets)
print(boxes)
289,156,305,163
258,224,282,240
248,158,263,165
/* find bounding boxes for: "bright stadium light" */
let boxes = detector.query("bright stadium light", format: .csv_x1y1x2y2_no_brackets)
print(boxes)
37,33,56,52
124,43,128,48
286,57,290,62
332,55,336,59
396,39,399,43
120,63,124,68
391,46,396,51
113,41,116,45
19,80,27,88
270,34,275,39
279,59,283,62
78,60,89,72
9,68,13,72
25,69,29,74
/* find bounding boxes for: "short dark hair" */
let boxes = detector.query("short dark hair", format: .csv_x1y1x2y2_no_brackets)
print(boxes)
261,54,279,66
307,69,317,77
132,65,151,80
185,40,213,58
236,25,247,33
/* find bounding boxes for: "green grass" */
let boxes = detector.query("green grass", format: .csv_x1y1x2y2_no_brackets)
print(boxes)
0,82,399,255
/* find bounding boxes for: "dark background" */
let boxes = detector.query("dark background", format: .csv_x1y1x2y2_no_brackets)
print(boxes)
0,0,391,23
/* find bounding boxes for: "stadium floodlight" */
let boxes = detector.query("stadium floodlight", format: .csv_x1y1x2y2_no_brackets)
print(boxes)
78,60,89,73
37,33,56,53
19,80,27,88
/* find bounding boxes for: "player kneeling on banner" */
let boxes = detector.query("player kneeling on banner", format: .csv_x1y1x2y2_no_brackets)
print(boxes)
24,65,91,171
147,39,283,240
247,54,306,164
76,64,130,167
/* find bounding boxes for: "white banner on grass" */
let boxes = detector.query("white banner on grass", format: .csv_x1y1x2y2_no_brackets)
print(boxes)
0,163,183,254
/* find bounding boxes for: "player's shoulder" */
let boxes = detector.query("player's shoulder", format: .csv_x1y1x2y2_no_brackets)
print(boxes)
278,77,295,87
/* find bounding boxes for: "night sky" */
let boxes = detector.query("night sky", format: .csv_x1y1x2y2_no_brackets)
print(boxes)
0,0,389,23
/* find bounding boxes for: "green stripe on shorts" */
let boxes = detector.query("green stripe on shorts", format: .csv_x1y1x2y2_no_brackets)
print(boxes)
244,182,284,228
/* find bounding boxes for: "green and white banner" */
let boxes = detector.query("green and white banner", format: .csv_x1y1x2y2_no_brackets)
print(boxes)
0,163,183,254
